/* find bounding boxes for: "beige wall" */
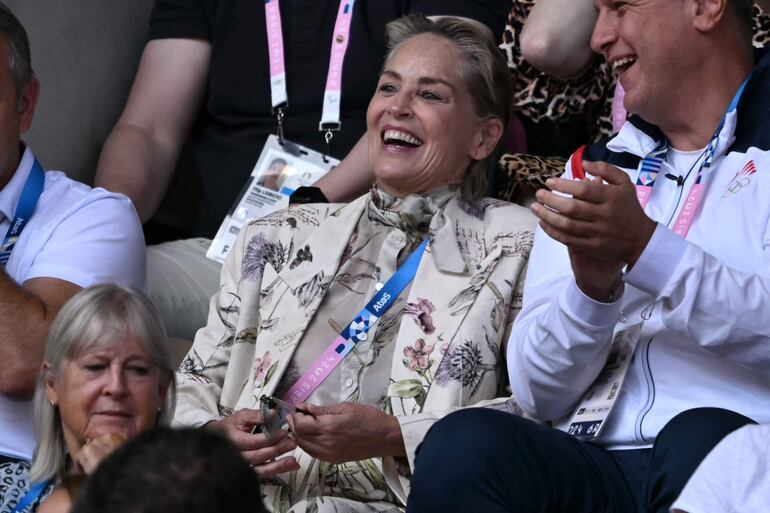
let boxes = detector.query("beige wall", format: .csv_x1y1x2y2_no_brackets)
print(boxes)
5,0,155,183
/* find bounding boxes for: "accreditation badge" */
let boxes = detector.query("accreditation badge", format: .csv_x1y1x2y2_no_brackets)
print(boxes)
207,135,339,263
557,322,642,441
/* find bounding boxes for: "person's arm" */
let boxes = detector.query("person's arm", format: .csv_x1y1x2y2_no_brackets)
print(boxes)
669,426,761,513
0,275,81,398
520,0,597,80
94,39,211,222
173,221,299,477
0,192,145,399
507,157,622,421
312,135,372,202
507,228,620,420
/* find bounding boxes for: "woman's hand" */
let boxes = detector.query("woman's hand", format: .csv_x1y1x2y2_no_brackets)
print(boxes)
205,408,300,477
75,432,128,474
288,402,406,464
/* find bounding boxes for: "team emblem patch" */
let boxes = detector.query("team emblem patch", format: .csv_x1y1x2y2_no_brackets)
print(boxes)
722,160,756,197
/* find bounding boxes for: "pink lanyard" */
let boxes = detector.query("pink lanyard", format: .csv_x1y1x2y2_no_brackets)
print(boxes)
264,0,356,149
634,134,713,238
633,77,748,237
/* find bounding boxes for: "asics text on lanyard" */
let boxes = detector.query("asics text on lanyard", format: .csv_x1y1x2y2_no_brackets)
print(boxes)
634,77,749,238
264,0,356,143
283,238,428,406
0,159,45,266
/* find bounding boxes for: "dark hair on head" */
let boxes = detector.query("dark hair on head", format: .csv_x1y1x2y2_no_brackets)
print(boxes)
384,15,513,200
731,0,755,38
70,427,268,513
0,2,32,103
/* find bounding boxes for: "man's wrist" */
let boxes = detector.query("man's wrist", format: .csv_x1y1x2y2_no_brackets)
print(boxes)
575,273,623,303
626,218,657,268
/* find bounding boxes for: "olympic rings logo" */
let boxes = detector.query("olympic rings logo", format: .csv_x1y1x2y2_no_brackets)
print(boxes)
722,177,750,197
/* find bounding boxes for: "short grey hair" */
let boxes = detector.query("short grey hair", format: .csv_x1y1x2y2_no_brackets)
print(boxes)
385,15,513,200
0,2,32,104
29,285,176,483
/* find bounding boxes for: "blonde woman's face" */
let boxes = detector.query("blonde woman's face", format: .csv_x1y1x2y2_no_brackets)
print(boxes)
366,34,488,197
45,334,166,454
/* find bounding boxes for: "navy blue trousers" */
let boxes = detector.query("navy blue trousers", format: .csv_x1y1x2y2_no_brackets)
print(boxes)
407,407,754,513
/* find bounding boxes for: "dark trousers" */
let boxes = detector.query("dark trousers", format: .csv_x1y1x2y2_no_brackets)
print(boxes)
407,407,754,513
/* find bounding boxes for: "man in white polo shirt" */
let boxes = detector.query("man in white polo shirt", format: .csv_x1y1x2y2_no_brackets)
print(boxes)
0,3,145,475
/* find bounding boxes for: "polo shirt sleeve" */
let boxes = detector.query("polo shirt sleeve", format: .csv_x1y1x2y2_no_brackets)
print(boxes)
24,192,146,292
408,0,508,37
149,0,211,41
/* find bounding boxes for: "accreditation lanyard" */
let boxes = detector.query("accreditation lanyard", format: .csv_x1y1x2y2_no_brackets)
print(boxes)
264,0,356,150
283,238,428,406
11,479,51,513
633,77,749,238
0,159,45,266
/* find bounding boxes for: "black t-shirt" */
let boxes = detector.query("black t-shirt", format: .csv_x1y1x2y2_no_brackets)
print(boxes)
150,0,507,236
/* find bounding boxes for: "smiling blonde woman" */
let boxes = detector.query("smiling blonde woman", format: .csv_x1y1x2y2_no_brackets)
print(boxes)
174,15,535,513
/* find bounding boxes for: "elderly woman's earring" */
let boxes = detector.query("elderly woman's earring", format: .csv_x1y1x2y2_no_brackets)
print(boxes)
50,400,57,407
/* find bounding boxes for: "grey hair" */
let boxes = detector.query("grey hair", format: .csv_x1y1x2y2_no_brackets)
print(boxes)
0,2,32,106
29,285,176,483
384,15,513,200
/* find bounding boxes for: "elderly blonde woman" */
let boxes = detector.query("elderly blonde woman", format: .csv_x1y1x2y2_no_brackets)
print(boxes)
175,14,535,512
0,286,175,513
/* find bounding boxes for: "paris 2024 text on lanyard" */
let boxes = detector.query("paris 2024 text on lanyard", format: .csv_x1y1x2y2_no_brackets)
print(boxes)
560,77,750,441
206,1,356,263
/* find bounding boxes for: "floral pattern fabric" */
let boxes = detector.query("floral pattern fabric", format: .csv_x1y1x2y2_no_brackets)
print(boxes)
174,188,535,512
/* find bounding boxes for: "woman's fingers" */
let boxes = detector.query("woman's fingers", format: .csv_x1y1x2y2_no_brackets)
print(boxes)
242,434,297,466
229,425,291,452
77,433,128,474
253,456,301,478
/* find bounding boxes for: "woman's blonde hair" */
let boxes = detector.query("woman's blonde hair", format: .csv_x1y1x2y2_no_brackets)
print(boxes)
28,285,176,483
385,15,513,200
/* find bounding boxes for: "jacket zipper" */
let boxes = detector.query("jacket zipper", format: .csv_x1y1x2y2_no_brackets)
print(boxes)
634,336,655,442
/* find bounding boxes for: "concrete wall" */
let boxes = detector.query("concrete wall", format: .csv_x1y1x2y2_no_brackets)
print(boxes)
5,0,155,183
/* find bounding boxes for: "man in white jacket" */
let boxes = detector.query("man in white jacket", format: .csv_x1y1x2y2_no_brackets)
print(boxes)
407,1,765,512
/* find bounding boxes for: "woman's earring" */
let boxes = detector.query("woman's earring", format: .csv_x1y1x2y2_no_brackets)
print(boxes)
50,400,57,407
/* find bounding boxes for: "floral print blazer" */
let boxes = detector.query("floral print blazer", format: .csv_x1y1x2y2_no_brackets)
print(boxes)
175,192,535,511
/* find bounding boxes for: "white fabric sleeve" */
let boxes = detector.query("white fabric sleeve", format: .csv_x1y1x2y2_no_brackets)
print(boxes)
625,221,770,372
671,424,770,513
24,193,146,290
172,225,252,428
507,158,625,420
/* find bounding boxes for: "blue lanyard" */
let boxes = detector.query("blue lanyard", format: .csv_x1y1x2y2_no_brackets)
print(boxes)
283,238,428,405
11,479,50,513
341,238,428,352
0,159,45,266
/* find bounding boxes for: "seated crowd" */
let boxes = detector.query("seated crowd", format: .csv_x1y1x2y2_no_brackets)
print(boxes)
0,1,768,513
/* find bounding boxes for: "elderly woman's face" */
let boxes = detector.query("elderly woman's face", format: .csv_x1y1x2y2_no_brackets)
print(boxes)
45,334,166,453
367,34,494,197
